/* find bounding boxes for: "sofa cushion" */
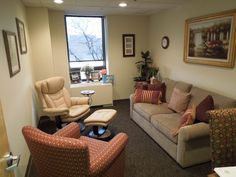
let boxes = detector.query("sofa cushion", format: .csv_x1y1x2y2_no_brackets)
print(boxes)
134,89,162,105
163,78,177,103
168,88,191,113
148,83,166,102
173,106,196,136
151,113,181,144
134,103,173,121
163,78,192,103
189,87,236,109
196,95,214,123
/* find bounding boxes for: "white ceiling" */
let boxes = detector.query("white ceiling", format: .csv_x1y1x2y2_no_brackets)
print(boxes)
21,0,187,15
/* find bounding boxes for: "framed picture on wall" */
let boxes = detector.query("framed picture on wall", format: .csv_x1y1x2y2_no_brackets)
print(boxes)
16,18,27,54
184,9,236,68
123,34,135,57
2,30,21,77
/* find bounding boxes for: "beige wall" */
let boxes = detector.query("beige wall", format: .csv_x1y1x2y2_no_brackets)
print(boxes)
29,10,149,100
107,15,149,99
149,0,236,99
27,7,54,82
0,0,36,176
48,10,71,89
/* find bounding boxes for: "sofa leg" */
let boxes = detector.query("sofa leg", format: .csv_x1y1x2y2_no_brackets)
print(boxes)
55,116,62,129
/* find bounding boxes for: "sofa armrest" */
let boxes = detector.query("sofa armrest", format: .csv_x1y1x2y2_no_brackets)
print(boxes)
178,122,209,142
54,122,81,138
43,107,69,117
89,133,128,176
130,94,135,118
177,122,211,167
71,97,89,106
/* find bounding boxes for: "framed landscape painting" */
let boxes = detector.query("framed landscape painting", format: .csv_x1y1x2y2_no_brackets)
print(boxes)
2,30,21,77
184,10,236,68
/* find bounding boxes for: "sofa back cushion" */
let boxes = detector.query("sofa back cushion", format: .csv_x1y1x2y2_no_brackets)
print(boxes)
163,78,177,103
163,78,192,103
189,87,236,109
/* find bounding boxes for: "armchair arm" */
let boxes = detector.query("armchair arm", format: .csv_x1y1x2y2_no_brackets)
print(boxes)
89,133,128,176
178,122,209,142
43,107,69,117
71,97,89,106
54,122,81,138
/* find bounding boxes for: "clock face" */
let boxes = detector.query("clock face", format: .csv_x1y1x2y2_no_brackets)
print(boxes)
161,36,169,49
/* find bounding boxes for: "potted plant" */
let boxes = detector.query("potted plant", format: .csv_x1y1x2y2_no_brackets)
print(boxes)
134,50,158,81
81,65,94,82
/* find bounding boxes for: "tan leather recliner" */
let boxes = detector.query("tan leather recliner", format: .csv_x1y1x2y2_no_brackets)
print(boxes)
35,76,90,129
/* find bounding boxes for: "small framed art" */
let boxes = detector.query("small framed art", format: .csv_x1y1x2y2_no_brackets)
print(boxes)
16,18,27,54
2,30,21,77
123,34,135,57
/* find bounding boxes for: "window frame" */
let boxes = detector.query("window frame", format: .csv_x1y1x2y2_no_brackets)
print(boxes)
64,15,106,71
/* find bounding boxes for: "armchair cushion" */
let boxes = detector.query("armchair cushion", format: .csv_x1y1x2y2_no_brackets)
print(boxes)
41,77,64,94
71,97,89,105
43,107,69,117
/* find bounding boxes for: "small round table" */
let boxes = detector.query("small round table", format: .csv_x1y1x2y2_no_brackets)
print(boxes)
81,90,95,105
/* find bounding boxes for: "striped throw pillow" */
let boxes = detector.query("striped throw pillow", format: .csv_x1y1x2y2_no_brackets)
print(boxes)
134,89,162,104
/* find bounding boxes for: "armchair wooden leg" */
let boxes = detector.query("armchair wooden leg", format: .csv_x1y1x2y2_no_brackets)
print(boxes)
55,116,62,129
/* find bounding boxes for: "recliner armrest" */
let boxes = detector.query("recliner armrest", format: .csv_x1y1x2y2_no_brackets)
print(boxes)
71,97,89,105
178,122,209,142
54,122,81,138
89,133,128,176
43,107,69,117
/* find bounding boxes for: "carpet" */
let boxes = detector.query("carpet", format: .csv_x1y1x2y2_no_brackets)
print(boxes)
28,99,211,177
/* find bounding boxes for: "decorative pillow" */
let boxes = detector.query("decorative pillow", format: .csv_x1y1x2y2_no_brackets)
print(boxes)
196,95,214,122
148,82,166,103
168,87,191,113
173,105,196,136
134,89,162,105
135,82,148,90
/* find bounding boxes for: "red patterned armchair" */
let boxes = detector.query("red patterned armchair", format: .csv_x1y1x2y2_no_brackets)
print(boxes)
207,108,236,169
22,123,128,177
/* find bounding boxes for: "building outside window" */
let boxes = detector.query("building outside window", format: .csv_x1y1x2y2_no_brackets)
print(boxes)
65,16,106,83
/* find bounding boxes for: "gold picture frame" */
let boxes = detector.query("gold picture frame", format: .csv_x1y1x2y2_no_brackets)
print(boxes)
184,9,236,68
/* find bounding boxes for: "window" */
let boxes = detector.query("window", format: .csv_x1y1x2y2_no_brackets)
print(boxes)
65,16,106,83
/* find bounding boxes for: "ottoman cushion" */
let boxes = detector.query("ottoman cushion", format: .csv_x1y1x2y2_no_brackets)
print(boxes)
84,109,117,127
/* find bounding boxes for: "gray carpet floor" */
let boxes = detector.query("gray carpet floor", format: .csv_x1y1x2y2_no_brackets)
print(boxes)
28,99,211,177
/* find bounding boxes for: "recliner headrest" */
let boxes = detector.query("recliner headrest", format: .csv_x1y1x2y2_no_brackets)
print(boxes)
41,77,65,94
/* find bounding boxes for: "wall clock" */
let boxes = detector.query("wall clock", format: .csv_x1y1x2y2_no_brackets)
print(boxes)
161,36,169,49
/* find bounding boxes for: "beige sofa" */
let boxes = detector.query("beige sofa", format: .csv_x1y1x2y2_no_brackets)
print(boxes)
130,78,236,168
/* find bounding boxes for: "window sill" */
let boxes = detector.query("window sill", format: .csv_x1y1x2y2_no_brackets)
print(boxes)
70,81,112,88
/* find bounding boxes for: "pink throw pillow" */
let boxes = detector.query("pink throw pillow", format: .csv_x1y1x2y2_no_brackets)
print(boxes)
134,89,162,105
168,87,191,113
173,105,196,136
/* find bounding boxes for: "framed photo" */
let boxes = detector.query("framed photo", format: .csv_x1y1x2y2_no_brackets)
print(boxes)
102,75,114,84
2,30,21,77
123,34,135,57
184,10,236,68
16,18,27,54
